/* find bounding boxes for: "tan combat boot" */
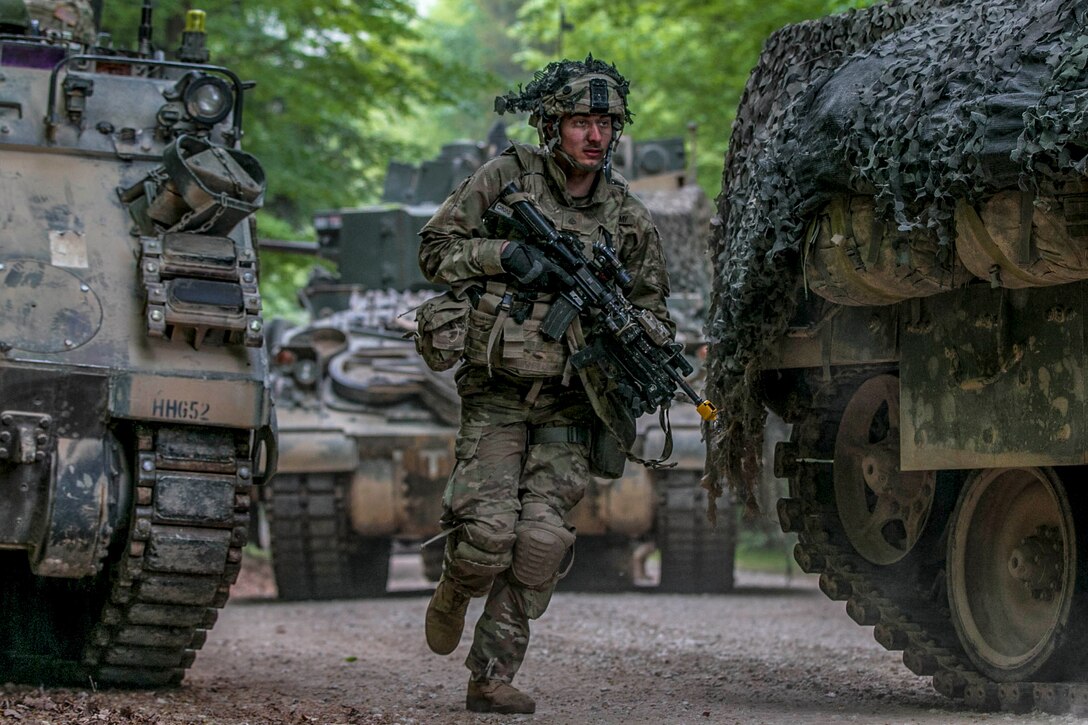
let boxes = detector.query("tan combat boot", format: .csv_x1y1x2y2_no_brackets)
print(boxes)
425,579,469,655
466,678,536,714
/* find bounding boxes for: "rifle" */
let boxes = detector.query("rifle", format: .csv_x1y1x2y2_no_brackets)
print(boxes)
486,181,718,423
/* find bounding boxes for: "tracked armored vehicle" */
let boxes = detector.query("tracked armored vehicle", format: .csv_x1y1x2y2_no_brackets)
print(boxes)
266,285,455,599
264,137,494,600
708,0,1088,713
0,7,273,686
266,133,734,598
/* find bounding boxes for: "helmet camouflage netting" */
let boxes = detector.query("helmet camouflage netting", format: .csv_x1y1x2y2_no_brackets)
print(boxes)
494,54,634,133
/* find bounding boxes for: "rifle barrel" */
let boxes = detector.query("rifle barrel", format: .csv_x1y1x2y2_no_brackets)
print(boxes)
258,239,321,255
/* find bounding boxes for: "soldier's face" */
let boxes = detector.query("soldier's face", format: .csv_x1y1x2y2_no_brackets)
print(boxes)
559,114,613,169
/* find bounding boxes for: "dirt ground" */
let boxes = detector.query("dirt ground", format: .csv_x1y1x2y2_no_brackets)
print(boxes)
0,555,1082,725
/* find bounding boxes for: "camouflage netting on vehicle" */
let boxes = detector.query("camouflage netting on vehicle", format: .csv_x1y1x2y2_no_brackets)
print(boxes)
705,0,1088,509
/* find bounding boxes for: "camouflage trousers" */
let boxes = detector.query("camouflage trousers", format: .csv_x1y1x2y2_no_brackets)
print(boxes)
440,365,594,683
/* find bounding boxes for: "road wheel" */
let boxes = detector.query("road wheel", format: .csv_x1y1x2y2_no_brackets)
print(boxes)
947,466,1088,681
834,374,935,564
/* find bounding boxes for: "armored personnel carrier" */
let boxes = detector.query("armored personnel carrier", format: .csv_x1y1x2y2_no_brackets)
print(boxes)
708,0,1088,712
263,136,494,599
266,284,454,599
265,132,734,598
0,6,273,686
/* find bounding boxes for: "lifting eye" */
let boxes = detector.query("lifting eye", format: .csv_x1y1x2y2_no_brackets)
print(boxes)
183,75,232,125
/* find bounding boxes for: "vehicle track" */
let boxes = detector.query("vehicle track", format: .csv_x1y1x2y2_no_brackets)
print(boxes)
82,426,253,687
778,374,1088,715
268,472,389,600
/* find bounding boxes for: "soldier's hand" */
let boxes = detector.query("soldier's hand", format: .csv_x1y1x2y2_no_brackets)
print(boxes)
500,241,574,291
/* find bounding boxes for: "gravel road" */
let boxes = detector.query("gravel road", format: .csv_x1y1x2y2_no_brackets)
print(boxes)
1,556,1082,725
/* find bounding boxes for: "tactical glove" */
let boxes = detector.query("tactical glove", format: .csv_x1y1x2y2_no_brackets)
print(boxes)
500,241,574,291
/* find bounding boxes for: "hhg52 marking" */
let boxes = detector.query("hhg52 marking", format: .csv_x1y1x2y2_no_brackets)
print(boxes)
151,398,211,421
114,374,266,428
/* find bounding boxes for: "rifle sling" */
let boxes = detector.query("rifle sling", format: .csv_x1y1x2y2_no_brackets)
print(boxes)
641,408,677,470
485,304,508,378
566,315,676,469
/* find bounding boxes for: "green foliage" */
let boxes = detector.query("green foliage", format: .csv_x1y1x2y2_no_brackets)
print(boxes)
734,503,803,577
99,0,460,225
259,249,332,324
94,0,880,316
254,213,331,324
509,0,880,193
407,0,529,143
735,531,802,576
94,0,882,216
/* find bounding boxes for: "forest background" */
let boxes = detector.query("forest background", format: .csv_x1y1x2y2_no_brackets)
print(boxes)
100,0,875,319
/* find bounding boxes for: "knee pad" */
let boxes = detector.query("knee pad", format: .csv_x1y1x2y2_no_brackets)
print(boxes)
448,524,514,580
450,539,510,578
511,520,575,589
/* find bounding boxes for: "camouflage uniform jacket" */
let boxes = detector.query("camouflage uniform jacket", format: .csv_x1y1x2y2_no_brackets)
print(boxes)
25,0,95,43
419,142,674,440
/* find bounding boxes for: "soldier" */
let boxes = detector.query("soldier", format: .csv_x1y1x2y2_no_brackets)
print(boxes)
418,55,673,714
0,0,29,34
24,0,94,43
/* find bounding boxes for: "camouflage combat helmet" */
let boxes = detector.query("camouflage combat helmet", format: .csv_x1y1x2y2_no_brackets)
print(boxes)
495,54,632,172
0,0,29,33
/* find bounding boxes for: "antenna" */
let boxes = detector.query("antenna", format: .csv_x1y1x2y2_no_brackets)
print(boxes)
137,0,154,58
686,121,699,186
557,3,573,58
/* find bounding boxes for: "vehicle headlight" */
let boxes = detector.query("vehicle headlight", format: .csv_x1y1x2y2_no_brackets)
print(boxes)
184,76,232,125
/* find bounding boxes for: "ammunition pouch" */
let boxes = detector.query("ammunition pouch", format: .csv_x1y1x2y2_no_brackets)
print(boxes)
588,416,628,479
414,289,472,371
540,294,581,341
510,519,576,590
464,282,568,377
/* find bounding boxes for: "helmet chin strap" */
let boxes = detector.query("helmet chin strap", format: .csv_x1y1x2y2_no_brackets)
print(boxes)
602,140,617,183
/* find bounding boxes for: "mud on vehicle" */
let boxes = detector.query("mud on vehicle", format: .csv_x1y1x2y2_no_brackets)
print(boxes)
262,133,735,599
708,0,1088,714
0,5,273,686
